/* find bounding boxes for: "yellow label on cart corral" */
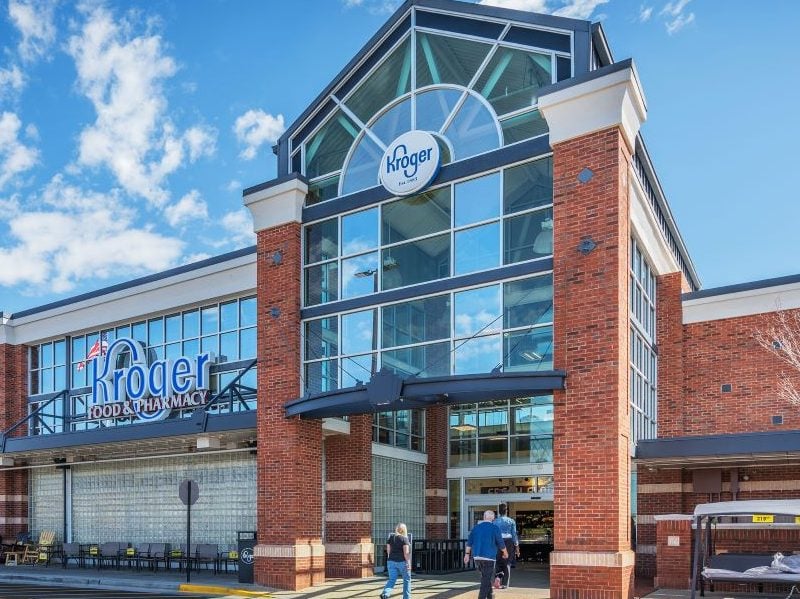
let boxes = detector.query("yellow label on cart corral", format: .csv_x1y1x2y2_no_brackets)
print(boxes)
126,548,135,556
228,551,238,559
795,516,800,524
38,552,47,560
89,547,98,555
753,514,774,523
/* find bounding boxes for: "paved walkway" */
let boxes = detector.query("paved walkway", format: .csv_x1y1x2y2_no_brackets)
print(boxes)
0,563,551,598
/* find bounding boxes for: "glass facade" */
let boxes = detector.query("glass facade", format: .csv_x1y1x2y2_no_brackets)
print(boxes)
303,157,553,307
630,238,658,446
372,410,425,451
448,397,554,467
296,22,567,202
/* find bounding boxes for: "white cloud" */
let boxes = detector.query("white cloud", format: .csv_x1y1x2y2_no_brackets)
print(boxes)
660,0,695,34
67,5,217,206
221,209,255,245
0,65,24,97
0,179,184,293
164,189,208,227
638,5,653,22
342,0,403,14
0,111,39,190
478,0,606,19
233,109,285,161
226,179,242,192
8,0,56,62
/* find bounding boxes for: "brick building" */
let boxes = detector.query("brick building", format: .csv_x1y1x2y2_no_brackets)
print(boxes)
0,1,795,598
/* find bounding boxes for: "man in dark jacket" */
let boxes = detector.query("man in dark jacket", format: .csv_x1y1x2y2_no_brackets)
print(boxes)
464,510,508,599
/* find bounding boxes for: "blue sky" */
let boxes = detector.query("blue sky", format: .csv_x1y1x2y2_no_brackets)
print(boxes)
0,0,798,314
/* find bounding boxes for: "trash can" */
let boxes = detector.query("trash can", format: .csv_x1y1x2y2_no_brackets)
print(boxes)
237,531,257,583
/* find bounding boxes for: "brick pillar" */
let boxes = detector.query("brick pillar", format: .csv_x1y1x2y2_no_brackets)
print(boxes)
425,406,448,538
245,177,325,591
654,517,692,589
655,271,689,438
636,468,686,579
540,64,647,599
0,340,29,539
324,414,374,578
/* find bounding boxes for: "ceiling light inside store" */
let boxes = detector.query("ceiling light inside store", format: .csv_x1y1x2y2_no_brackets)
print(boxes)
452,424,476,432
521,350,542,362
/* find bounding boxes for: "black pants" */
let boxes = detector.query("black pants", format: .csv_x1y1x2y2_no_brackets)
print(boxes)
475,558,496,599
495,539,515,586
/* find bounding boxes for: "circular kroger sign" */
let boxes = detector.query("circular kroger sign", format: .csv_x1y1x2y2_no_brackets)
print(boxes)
379,130,441,196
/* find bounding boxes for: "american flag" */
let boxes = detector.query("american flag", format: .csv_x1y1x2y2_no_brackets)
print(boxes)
77,333,108,371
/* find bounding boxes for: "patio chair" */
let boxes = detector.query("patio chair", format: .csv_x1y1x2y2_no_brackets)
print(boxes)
31,530,58,565
218,544,239,573
139,543,168,572
3,532,31,566
192,544,219,574
60,543,82,568
170,544,195,572
97,542,121,569
119,543,148,570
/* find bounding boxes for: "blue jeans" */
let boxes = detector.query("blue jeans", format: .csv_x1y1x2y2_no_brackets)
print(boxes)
383,560,411,599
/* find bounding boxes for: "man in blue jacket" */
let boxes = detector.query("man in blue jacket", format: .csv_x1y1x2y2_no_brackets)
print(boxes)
464,510,508,599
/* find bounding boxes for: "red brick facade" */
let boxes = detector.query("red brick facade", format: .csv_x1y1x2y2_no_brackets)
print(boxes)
0,343,29,540
551,126,634,599
425,405,448,538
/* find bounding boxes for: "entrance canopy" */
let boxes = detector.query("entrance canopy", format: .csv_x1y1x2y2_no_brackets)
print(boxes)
694,499,800,518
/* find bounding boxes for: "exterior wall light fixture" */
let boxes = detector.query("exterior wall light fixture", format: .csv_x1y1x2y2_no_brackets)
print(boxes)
578,237,596,255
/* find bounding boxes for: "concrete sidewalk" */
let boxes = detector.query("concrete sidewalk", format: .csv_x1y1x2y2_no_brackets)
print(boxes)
0,563,550,598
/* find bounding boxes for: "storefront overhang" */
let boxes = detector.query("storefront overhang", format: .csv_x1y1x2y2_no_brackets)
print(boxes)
636,429,800,467
285,369,566,419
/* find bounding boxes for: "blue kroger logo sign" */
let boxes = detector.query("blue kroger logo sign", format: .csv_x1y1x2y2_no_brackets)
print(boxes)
91,337,215,422
379,130,441,196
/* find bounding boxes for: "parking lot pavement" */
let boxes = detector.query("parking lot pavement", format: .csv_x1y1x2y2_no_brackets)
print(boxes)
0,582,217,598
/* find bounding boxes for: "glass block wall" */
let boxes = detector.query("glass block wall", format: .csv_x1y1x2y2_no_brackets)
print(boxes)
29,452,256,547
29,469,64,541
372,455,425,569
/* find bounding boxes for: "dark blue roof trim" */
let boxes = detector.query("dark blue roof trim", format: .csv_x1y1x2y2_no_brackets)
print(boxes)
2,411,255,453
590,23,613,67
285,370,566,419
683,272,800,301
418,0,589,31
504,25,571,53
416,10,504,39
538,58,635,101
242,172,308,197
302,258,552,320
303,135,551,223
637,429,800,461
11,246,257,320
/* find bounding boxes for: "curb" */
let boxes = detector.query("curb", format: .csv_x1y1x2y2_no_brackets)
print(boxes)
179,583,272,597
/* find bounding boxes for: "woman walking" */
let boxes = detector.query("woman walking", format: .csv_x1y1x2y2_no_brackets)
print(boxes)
380,522,411,599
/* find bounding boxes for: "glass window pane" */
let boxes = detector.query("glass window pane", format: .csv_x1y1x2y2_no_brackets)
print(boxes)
345,37,411,123
454,334,502,374
182,338,199,357
41,343,53,367
54,366,66,390
417,32,491,88
201,335,219,356
443,93,501,160
342,208,379,256
382,294,450,348
511,397,554,436
304,262,339,306
183,310,199,339
455,223,500,275
415,88,462,133
369,97,411,145
220,301,238,331
71,337,85,364
305,359,338,395
454,285,502,337
240,327,256,359
304,218,338,263
478,406,508,436
341,310,376,355
305,317,338,360
340,353,377,387
382,187,451,245
511,435,553,464
504,326,553,371
305,110,358,179
449,439,477,467
340,133,383,196
504,275,554,328
165,342,181,360
201,306,219,334
504,208,552,263
54,340,66,365
42,369,53,393
240,297,256,328
342,252,380,299
501,109,548,144
454,173,501,227
72,364,85,389
220,332,238,362
307,173,340,206
165,314,181,342
475,47,552,115
478,437,507,466
504,157,552,214
381,341,450,378
381,234,450,290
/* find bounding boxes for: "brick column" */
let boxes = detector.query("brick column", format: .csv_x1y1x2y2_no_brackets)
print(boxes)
324,414,374,578
0,337,29,539
655,271,689,438
540,64,647,599
654,516,692,589
245,177,325,591
424,406,448,538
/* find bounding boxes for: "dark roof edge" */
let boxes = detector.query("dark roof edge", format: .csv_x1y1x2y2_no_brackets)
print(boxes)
243,172,308,197
634,135,702,290
636,429,800,460
278,0,592,146
538,57,632,97
682,272,800,302
590,22,613,66
10,246,257,321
